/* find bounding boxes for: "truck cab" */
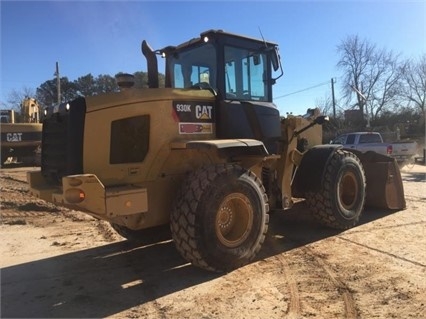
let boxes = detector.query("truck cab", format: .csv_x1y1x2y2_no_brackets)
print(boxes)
332,132,383,145
331,131,391,156
0,110,15,123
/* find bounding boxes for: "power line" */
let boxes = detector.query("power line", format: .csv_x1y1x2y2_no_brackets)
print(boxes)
275,80,330,100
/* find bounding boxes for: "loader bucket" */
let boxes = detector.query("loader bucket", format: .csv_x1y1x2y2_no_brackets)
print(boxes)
356,151,406,210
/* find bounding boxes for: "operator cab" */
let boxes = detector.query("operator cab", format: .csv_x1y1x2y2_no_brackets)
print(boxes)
143,29,284,153
162,29,281,101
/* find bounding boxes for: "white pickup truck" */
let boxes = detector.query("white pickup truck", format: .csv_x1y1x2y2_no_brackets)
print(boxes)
331,131,418,164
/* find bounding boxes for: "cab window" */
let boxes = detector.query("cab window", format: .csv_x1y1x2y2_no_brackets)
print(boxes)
332,135,346,144
225,46,267,101
169,44,216,89
346,134,356,144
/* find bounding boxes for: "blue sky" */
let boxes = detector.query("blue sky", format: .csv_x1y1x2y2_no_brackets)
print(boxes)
1,0,425,116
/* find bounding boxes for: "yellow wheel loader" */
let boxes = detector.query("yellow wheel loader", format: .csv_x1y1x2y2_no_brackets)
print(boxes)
27,30,405,272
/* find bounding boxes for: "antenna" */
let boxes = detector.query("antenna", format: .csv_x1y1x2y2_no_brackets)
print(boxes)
258,26,268,47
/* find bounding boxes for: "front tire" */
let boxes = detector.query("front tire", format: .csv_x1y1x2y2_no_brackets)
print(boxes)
305,149,366,229
170,164,269,272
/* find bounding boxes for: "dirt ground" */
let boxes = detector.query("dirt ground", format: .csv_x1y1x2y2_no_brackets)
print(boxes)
0,163,425,319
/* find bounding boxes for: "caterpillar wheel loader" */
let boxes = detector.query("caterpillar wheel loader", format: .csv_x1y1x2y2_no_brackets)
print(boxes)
1,97,42,166
27,30,405,272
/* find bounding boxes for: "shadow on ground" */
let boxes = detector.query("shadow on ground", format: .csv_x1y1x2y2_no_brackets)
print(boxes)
401,170,426,183
1,201,400,318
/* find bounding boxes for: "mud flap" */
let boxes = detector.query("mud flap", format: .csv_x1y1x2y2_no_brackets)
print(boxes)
356,151,406,210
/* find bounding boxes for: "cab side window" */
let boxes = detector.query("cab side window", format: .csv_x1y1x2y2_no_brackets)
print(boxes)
224,46,267,101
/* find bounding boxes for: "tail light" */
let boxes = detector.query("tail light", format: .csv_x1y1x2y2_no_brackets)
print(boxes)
387,145,393,155
65,188,85,203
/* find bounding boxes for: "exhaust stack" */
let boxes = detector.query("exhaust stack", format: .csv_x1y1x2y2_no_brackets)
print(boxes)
141,40,159,88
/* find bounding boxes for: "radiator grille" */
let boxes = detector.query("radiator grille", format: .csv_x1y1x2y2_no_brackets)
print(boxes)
41,97,86,185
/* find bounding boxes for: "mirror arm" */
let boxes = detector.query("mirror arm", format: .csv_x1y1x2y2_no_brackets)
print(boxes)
291,115,329,141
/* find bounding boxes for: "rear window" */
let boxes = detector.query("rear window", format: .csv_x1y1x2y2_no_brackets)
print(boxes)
359,134,381,144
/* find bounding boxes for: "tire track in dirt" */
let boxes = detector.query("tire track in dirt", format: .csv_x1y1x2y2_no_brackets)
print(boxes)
257,235,302,318
1,211,47,218
262,230,358,318
272,254,301,319
301,246,358,319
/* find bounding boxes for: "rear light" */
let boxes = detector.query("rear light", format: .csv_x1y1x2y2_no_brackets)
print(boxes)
65,188,85,203
387,145,393,155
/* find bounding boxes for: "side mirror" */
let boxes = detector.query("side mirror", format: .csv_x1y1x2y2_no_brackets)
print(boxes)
271,47,280,71
314,116,329,125
271,46,283,82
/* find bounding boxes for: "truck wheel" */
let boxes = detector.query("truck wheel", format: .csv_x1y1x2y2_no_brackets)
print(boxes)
110,223,171,245
170,164,269,272
305,149,366,230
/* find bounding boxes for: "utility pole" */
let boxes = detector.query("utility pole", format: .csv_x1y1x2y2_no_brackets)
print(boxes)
331,78,336,118
55,62,61,104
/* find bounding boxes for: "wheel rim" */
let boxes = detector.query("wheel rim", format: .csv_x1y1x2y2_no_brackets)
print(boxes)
215,193,254,248
339,171,358,210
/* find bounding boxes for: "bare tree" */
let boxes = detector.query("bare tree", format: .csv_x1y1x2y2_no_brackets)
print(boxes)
337,35,374,122
402,54,426,116
315,94,333,116
5,87,35,111
337,35,404,124
369,50,407,120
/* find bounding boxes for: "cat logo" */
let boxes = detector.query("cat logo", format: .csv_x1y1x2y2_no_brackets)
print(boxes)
6,133,22,142
195,105,213,120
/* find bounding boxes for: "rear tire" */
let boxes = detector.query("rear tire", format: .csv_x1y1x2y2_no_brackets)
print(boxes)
305,149,366,229
170,164,269,272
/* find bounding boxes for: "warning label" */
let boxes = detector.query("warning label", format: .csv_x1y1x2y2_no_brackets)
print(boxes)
179,122,213,134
